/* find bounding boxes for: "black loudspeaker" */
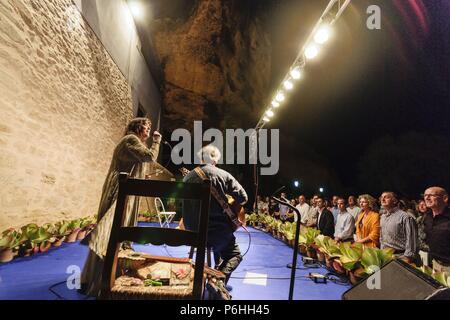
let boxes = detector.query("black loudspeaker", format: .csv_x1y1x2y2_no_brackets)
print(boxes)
342,259,450,300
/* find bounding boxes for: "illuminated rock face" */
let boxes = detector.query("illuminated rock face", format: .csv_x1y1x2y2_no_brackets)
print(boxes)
150,0,272,131
0,0,134,229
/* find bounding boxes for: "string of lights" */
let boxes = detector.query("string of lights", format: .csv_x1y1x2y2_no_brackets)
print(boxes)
255,0,352,131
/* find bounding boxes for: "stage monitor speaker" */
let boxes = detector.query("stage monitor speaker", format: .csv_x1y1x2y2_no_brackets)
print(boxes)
342,259,450,300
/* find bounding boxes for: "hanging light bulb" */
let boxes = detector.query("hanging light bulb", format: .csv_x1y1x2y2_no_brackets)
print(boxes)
305,44,319,60
275,92,285,102
272,101,280,108
314,25,331,44
266,110,274,117
290,67,302,80
283,80,294,90
263,117,270,122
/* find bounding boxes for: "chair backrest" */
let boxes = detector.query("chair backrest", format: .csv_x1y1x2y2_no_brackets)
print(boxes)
101,172,211,299
154,197,165,213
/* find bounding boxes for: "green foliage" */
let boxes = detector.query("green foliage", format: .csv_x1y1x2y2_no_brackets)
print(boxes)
360,247,395,275
283,222,296,241
337,242,363,271
53,221,71,237
19,224,52,245
298,227,320,246
246,213,258,223
314,235,341,258
0,229,23,249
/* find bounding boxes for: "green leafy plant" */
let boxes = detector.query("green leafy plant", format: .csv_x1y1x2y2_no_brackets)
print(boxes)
281,222,296,241
53,221,71,237
0,229,23,250
67,219,82,232
304,227,321,246
337,242,363,271
360,247,395,275
314,235,341,258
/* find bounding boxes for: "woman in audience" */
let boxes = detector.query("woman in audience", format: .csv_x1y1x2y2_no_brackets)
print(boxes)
355,194,380,248
415,199,429,252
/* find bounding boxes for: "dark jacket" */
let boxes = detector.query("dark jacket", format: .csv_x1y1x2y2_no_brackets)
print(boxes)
317,208,335,237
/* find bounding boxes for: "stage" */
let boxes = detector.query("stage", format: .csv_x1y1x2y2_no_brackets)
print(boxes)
0,225,350,300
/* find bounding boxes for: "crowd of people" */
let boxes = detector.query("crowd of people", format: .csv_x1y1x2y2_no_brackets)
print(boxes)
254,187,450,273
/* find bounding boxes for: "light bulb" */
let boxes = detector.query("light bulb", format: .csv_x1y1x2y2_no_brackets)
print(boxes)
314,26,331,44
305,44,319,60
290,68,302,80
275,92,285,102
283,80,293,90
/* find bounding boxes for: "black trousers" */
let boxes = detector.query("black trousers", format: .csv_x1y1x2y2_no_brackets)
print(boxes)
210,235,242,284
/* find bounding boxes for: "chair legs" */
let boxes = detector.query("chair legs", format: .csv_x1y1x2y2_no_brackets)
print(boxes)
189,247,213,267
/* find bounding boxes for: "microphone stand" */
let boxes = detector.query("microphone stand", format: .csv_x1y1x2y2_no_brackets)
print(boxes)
271,196,301,301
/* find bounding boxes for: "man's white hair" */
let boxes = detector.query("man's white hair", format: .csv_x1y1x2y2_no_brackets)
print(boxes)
197,144,221,165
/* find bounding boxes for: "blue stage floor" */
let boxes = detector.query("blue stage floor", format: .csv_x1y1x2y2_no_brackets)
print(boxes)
0,226,350,300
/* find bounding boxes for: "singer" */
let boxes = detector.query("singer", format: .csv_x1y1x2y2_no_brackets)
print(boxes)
79,117,161,297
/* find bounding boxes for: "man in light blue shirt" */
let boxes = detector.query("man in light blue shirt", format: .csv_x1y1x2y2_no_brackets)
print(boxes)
330,195,340,225
334,198,355,242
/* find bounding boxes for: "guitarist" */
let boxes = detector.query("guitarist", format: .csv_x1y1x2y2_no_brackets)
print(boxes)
182,144,248,288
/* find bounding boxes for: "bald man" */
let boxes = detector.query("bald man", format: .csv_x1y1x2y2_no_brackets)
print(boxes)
423,186,450,272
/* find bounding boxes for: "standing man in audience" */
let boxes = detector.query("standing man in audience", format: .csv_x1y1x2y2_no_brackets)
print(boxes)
330,195,340,225
305,194,319,227
315,196,335,237
423,186,450,272
296,195,310,225
380,192,419,264
334,198,355,242
347,195,361,223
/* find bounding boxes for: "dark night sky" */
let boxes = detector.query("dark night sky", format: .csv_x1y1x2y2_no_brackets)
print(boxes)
253,0,450,197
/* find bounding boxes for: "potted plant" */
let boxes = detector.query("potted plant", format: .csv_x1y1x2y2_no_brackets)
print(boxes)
77,216,96,240
298,227,309,256
303,227,320,259
18,224,40,256
0,229,23,263
52,221,70,247
314,235,328,263
65,219,82,243
284,223,296,247
359,247,395,279
33,226,54,253
337,242,364,284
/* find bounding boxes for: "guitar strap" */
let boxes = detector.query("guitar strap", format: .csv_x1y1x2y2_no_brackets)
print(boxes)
193,167,241,231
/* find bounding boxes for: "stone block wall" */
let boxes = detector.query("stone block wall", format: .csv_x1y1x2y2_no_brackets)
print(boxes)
0,0,135,230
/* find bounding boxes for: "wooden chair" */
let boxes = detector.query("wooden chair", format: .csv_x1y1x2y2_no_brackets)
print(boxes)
101,172,211,299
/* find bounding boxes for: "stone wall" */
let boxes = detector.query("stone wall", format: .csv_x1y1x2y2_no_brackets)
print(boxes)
0,0,135,230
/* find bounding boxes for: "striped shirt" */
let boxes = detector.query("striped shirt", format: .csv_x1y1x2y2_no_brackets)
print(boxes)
380,207,418,259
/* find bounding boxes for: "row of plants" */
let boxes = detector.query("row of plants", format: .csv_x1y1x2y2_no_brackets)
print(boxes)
0,216,96,263
138,211,159,222
246,213,450,288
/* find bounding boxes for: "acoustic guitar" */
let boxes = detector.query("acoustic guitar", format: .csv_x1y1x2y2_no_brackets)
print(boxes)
180,167,246,231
